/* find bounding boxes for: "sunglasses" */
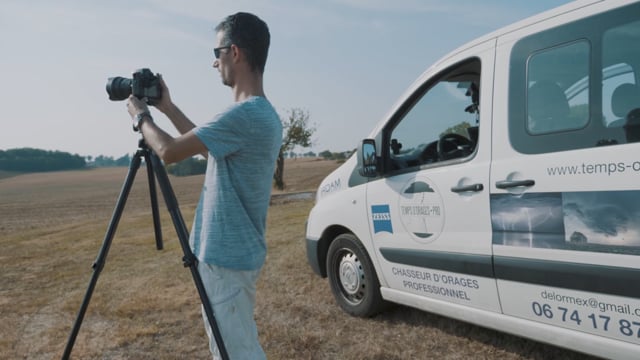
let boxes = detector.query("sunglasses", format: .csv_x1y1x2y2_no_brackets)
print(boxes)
213,46,231,59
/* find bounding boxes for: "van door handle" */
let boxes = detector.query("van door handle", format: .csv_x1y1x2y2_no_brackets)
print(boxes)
495,179,535,189
451,183,484,193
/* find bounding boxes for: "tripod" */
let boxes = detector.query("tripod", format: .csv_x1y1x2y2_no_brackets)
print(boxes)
62,139,229,360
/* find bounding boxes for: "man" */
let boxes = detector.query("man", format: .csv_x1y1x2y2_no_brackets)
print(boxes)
126,12,282,359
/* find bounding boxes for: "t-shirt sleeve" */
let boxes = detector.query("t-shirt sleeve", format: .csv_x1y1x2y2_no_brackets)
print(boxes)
193,106,247,159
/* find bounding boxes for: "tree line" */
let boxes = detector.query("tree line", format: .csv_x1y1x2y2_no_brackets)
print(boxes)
0,148,86,172
1,108,346,187
0,148,137,172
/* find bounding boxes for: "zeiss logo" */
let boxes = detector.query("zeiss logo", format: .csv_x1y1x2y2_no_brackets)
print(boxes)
372,205,393,234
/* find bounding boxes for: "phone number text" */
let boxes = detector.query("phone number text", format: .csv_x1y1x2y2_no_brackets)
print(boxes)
531,301,640,340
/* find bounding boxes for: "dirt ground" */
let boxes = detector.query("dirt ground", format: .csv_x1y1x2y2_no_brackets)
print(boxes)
0,158,597,359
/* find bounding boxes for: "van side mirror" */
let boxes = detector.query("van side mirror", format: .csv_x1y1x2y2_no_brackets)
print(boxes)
360,139,379,177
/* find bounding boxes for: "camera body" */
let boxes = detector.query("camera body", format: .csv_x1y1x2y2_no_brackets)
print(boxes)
106,68,162,105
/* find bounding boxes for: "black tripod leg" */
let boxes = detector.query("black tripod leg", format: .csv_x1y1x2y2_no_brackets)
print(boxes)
62,151,144,360
149,153,230,360
143,152,163,250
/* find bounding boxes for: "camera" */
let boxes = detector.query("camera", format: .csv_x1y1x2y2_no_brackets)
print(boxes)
106,68,162,105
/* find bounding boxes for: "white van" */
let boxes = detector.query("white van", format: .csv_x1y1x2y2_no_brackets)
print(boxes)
304,0,640,358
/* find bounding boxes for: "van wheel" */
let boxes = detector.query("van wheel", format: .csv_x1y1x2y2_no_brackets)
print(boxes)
326,233,386,317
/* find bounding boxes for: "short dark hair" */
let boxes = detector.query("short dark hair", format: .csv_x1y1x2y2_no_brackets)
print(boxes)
215,12,270,74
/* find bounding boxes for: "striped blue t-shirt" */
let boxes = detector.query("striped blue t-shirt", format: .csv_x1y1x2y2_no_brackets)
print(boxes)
190,96,282,270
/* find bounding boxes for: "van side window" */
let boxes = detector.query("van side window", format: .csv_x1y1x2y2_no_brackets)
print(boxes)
603,20,640,135
509,3,640,154
526,41,589,135
387,59,480,171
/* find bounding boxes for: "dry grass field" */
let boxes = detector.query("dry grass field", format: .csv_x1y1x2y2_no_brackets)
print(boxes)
0,158,598,359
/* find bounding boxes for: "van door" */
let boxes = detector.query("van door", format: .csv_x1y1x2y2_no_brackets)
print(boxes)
366,41,501,312
491,3,640,346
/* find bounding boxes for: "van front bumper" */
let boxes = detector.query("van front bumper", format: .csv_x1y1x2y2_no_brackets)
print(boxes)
305,236,323,277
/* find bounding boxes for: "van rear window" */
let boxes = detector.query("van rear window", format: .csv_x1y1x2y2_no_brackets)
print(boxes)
509,3,640,154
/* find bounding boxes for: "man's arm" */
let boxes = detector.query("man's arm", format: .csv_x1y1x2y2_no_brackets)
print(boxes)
127,95,208,164
138,117,207,164
160,102,198,135
152,75,198,136
126,75,209,163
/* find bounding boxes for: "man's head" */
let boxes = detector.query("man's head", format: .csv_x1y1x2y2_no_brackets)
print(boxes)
214,12,270,75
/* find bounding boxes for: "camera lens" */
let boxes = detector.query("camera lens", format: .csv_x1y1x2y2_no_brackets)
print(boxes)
106,77,133,101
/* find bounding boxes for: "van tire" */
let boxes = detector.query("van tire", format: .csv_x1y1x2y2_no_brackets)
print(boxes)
326,233,386,317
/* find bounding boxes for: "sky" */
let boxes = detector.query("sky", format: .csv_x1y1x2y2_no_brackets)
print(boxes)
1,0,573,158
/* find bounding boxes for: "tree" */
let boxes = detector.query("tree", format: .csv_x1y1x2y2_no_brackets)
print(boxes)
115,154,131,167
274,108,315,190
441,121,472,138
166,156,207,176
319,150,333,160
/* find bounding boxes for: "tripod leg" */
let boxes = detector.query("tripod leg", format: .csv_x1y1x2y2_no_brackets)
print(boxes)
62,152,143,360
143,152,163,250
148,153,230,360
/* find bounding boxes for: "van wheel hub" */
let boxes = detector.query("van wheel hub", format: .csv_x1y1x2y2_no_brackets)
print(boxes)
338,253,364,297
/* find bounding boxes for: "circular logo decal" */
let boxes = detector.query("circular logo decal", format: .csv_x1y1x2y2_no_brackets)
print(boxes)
398,177,445,243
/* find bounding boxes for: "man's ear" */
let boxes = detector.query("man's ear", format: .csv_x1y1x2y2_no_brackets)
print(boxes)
231,44,243,64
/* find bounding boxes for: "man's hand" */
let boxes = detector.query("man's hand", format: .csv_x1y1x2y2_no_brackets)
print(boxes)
126,95,149,118
126,96,152,132
125,73,170,119
153,74,175,115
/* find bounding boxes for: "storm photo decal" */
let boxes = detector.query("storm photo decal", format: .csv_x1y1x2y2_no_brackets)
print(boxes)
491,190,640,255
491,192,565,248
399,179,445,243
563,191,640,253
